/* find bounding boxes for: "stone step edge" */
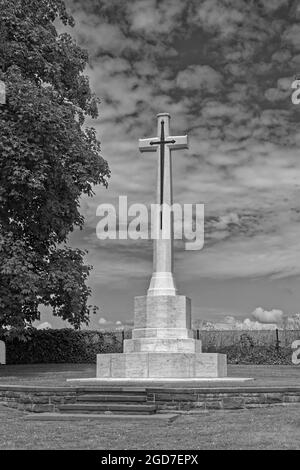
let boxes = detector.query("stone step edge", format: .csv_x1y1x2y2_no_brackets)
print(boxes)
77,394,146,401
59,404,157,410
23,412,178,422
1,385,300,394
146,386,300,393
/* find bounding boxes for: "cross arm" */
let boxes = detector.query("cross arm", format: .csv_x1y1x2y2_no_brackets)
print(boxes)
139,137,159,153
168,135,189,150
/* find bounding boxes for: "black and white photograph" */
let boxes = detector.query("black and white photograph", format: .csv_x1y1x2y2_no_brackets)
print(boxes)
0,0,300,453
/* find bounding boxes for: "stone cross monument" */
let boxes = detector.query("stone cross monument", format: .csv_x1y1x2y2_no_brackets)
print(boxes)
97,113,227,379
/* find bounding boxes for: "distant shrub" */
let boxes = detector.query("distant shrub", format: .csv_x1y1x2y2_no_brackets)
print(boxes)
218,344,292,365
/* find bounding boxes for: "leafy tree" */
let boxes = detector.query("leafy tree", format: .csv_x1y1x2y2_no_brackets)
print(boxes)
0,0,110,334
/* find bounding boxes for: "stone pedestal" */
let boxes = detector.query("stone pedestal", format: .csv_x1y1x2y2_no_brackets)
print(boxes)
96,294,227,379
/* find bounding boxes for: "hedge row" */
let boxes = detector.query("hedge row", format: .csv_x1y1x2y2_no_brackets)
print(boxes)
206,333,294,365
213,345,293,365
0,329,296,365
0,329,126,364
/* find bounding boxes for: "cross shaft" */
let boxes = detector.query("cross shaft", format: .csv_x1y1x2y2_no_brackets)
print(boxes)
138,113,188,296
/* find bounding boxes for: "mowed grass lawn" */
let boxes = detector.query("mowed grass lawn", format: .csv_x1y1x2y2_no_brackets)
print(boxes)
0,364,299,449
0,405,300,450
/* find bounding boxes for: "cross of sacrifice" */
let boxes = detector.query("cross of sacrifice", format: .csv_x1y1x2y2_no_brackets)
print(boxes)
139,113,188,296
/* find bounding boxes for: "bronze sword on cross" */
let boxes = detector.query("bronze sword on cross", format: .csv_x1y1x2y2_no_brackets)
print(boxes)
139,113,189,231
150,120,175,229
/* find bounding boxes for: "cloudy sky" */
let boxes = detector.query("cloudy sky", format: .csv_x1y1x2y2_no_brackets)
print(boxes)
41,0,300,329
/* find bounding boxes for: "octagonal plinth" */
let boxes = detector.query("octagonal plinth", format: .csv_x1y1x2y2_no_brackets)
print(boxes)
96,352,227,379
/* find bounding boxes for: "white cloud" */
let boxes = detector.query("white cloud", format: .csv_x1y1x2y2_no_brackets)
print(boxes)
128,0,185,35
235,318,277,330
202,316,278,330
199,312,300,331
222,315,277,330
193,1,244,37
176,65,222,92
251,307,285,324
37,322,52,330
283,24,300,51
265,87,290,102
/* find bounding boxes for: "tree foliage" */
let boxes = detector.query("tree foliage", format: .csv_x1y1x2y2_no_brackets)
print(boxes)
0,0,110,333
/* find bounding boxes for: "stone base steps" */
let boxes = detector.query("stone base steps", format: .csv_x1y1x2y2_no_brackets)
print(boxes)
75,387,146,394
76,394,147,402
63,389,156,415
58,403,157,414
58,389,156,415
1,384,300,415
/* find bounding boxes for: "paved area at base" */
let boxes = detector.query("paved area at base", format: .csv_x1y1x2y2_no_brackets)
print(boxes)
67,377,253,384
0,364,299,388
24,412,178,422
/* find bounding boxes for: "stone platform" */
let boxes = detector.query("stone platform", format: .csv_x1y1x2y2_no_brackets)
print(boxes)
2,383,300,415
